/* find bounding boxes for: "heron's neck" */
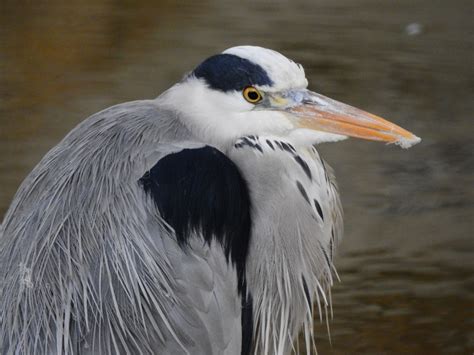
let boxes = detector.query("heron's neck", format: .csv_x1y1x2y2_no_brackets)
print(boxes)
228,135,342,354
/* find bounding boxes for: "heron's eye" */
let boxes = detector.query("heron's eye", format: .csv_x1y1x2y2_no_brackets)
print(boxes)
243,86,263,104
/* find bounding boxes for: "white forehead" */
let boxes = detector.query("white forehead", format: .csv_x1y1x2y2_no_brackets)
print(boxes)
223,46,308,91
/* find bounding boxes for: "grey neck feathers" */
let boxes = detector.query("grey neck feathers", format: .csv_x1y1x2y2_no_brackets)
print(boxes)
228,136,342,354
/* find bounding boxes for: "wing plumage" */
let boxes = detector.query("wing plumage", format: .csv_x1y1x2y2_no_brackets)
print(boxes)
140,146,253,354
0,103,251,355
0,99,342,355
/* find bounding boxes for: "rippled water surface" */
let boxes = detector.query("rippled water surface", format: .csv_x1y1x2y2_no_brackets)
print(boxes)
1,1,472,353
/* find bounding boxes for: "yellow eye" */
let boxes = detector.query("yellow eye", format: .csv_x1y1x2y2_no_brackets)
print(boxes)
243,86,263,104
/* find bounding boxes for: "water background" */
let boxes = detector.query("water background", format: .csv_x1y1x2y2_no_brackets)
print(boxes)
1,1,472,353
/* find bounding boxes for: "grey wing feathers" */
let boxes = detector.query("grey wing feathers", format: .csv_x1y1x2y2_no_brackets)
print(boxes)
0,100,242,354
157,234,242,354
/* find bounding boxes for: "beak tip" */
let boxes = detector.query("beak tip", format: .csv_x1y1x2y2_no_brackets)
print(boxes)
396,134,421,149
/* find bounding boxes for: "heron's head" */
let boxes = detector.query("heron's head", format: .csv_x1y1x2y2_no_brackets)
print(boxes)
163,46,420,148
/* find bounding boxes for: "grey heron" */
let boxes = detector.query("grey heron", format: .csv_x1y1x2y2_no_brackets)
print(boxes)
0,46,420,355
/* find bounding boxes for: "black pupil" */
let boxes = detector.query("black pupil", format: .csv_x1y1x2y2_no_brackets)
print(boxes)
247,90,259,101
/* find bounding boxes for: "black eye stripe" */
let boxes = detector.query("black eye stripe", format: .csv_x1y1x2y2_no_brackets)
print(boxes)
192,54,273,92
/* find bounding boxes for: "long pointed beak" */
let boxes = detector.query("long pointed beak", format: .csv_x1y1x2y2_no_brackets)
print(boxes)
286,91,421,148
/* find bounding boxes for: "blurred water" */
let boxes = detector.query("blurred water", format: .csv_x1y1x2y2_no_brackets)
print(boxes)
0,0,472,353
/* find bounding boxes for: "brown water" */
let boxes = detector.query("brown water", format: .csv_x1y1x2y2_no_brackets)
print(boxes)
1,0,472,353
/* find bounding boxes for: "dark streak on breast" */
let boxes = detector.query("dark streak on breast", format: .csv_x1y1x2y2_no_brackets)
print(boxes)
266,140,275,150
296,180,310,205
313,199,324,221
302,277,311,308
294,155,312,180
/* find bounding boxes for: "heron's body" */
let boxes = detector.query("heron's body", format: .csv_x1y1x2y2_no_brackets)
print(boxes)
0,46,419,354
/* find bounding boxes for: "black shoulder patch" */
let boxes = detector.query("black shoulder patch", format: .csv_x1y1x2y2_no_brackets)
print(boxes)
192,53,273,92
140,146,254,351
139,146,252,294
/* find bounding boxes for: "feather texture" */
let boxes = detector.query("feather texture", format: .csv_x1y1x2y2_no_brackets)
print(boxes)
230,135,343,355
1,46,345,355
0,100,196,354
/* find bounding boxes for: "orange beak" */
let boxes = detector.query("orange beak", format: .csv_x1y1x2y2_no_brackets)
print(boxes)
286,91,421,148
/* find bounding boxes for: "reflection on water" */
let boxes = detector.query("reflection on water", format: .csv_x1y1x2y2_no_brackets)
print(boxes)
1,0,472,353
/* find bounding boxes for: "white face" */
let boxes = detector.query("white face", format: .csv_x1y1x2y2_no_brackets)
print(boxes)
158,47,303,148
159,46,420,150
160,78,298,148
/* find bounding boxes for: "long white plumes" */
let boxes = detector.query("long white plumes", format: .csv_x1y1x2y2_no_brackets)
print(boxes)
248,227,340,355
230,136,344,355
